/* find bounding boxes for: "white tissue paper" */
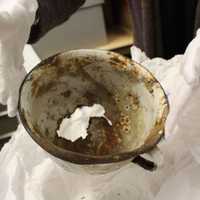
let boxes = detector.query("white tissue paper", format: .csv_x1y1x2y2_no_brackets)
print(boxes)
153,29,200,200
1,28,200,199
0,0,38,117
57,104,112,142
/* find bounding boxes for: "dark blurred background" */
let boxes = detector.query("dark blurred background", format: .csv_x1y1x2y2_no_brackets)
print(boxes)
129,0,200,59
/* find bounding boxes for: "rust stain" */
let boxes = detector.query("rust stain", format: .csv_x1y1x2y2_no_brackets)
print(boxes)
108,53,131,71
143,78,156,94
83,91,97,104
31,74,41,98
95,122,122,155
131,66,140,78
61,90,72,98
128,93,140,111
32,81,56,98
55,66,66,78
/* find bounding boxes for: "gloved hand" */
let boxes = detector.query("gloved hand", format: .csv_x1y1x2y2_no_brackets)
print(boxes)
0,0,38,117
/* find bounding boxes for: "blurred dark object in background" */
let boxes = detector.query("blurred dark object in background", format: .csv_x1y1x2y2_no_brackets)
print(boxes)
0,104,6,112
0,137,10,150
0,104,18,150
102,0,133,56
0,115,18,136
129,0,199,59
104,0,132,31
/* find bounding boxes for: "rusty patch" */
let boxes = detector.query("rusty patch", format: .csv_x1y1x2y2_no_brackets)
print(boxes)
83,91,98,104
72,58,91,69
32,80,56,98
109,54,131,71
61,90,72,98
56,67,66,77
143,78,156,94
31,75,41,98
88,118,122,156
128,93,140,111
130,66,140,78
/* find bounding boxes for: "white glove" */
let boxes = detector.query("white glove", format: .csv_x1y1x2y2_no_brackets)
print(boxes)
0,0,38,117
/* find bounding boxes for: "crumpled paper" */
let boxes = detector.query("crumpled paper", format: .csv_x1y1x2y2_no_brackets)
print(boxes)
154,30,200,200
155,162,200,200
0,0,38,117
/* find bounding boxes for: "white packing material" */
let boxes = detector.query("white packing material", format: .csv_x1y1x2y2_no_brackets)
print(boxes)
57,104,112,142
0,0,38,117
153,29,200,200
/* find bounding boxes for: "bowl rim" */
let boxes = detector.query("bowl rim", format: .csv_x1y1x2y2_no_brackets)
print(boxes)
18,49,169,165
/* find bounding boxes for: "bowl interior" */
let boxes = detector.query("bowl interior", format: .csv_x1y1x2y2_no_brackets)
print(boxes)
19,50,168,158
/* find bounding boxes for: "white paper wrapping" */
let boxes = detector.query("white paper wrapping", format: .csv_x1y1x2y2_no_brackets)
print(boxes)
0,0,38,117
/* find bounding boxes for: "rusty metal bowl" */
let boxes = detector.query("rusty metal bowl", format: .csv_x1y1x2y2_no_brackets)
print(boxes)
18,49,169,174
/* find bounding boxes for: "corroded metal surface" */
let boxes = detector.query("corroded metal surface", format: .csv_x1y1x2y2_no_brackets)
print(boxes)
19,49,169,167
